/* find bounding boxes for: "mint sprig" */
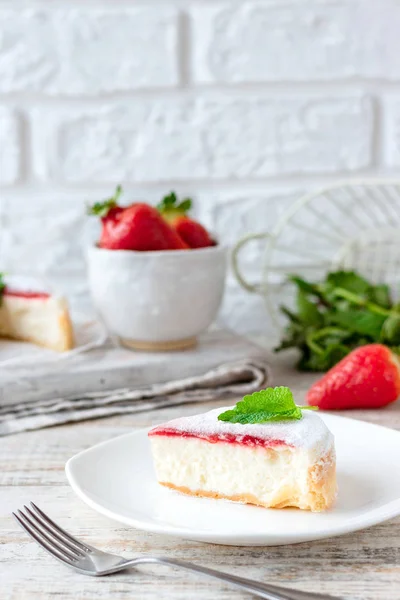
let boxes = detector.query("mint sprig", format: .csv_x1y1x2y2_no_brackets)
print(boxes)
218,386,317,424
276,269,400,372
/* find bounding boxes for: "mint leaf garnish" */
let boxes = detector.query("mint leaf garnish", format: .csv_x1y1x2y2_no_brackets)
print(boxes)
218,386,317,424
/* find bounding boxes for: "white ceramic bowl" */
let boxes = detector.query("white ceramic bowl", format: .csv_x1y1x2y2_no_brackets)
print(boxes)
87,245,227,350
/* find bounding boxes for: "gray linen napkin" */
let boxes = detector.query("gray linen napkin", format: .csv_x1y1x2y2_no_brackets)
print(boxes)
0,359,271,436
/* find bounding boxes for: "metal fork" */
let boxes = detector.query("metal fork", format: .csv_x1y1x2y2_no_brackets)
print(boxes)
13,503,341,600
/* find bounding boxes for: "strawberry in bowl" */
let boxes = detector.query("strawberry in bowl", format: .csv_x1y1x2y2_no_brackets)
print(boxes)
87,187,226,351
157,192,215,249
88,186,189,251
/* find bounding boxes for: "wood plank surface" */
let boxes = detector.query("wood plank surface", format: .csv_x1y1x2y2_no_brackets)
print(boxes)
1,349,399,600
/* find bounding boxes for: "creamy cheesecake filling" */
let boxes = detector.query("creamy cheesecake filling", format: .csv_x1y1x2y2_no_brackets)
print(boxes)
149,408,337,511
150,435,336,511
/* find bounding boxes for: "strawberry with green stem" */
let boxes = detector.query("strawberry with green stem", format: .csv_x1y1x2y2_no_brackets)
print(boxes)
88,186,189,251
88,184,124,221
157,192,215,249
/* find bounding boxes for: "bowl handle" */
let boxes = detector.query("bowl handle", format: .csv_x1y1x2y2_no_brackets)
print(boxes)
232,232,269,293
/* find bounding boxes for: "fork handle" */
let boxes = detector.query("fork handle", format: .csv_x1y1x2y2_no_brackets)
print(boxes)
128,556,338,600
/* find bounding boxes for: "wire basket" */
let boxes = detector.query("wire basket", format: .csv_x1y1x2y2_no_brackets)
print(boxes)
232,180,400,330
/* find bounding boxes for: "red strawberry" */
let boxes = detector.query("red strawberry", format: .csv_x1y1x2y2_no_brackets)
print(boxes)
88,186,188,251
307,344,400,410
157,192,215,249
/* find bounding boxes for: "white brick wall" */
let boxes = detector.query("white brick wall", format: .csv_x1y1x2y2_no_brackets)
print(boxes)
0,0,400,335
192,2,400,82
0,8,179,93
31,95,373,183
0,107,21,185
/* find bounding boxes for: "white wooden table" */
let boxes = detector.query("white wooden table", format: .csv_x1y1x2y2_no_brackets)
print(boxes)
1,351,400,600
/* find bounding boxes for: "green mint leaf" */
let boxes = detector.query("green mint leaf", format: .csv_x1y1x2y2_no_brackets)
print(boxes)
217,386,316,424
308,326,350,346
329,310,386,339
296,289,324,327
367,284,392,309
299,342,350,372
325,270,370,295
319,271,370,306
288,275,321,297
275,329,305,352
381,314,400,345
279,305,300,323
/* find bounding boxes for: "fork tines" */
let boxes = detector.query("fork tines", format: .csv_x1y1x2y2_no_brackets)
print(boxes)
13,502,91,566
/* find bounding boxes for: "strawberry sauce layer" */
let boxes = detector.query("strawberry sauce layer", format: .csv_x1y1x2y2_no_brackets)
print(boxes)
4,287,50,300
149,408,332,455
148,427,289,449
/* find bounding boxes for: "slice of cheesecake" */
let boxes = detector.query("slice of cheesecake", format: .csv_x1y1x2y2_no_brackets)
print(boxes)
149,406,336,512
0,284,74,352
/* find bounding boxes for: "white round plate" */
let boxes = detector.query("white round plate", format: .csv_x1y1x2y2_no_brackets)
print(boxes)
66,413,400,546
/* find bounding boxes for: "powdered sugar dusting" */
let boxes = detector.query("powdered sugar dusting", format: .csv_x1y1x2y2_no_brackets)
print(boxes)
150,407,334,456
3,275,49,294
